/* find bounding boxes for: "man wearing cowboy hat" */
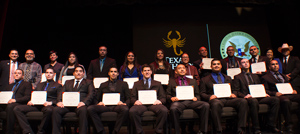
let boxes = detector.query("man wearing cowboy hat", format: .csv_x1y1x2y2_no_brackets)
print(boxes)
278,43,300,92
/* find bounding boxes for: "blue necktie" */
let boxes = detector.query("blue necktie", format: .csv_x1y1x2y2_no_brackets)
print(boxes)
12,82,20,99
44,83,49,91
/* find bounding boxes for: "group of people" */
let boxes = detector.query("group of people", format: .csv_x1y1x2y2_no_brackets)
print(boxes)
0,43,299,134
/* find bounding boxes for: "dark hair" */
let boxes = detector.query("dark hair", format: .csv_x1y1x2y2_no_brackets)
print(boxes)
120,51,140,78
75,65,85,73
62,52,79,73
175,64,185,70
15,69,24,75
141,64,151,71
154,49,171,70
109,66,119,72
49,50,57,55
211,58,221,65
264,48,275,59
45,68,54,72
181,53,189,58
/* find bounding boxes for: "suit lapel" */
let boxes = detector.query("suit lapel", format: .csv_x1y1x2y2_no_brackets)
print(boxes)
77,79,85,91
209,75,217,84
239,74,249,87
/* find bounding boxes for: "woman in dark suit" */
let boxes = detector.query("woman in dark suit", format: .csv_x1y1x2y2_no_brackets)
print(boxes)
119,51,143,80
150,49,173,78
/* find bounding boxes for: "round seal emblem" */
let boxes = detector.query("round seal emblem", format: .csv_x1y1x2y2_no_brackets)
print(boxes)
220,31,260,59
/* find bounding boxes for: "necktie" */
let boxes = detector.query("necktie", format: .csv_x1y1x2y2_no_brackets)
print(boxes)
145,79,149,89
217,74,222,84
44,82,49,91
12,82,20,99
9,62,15,84
100,59,104,72
246,73,253,85
253,57,257,63
181,78,185,86
24,64,31,81
74,80,79,90
283,57,287,73
275,73,283,83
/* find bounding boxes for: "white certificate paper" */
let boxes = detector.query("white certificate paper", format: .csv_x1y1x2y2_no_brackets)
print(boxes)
0,91,13,104
251,62,266,73
276,83,294,94
213,83,232,98
202,58,214,70
249,84,267,98
176,86,194,100
41,73,56,82
123,77,139,89
154,74,169,85
93,77,109,88
62,76,75,85
102,93,120,105
185,75,193,79
227,68,241,79
31,91,47,105
63,92,80,107
138,90,157,105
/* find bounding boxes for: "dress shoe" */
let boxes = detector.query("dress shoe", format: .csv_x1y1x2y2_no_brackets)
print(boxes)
253,129,262,134
267,126,283,133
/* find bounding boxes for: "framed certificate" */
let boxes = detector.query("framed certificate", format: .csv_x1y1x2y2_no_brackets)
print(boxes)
138,90,157,105
62,92,80,107
102,93,120,105
0,91,13,104
276,83,294,94
62,76,75,85
213,83,232,98
31,91,47,105
249,84,267,98
123,77,139,89
227,68,241,79
93,77,109,88
154,74,169,85
251,62,267,73
202,58,214,70
176,86,194,100
41,73,56,82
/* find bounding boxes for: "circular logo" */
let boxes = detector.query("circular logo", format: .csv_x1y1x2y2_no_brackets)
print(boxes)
220,31,260,59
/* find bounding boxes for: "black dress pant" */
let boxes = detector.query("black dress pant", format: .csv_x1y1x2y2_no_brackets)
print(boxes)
247,97,280,130
278,94,300,127
14,105,54,134
87,105,129,134
0,103,21,134
52,106,88,134
129,104,168,134
169,100,209,134
209,98,248,132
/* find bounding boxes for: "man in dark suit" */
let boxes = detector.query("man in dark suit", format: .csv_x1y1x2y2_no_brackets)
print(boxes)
233,59,281,134
87,66,130,134
0,69,32,134
262,60,300,133
199,59,248,134
87,46,117,80
129,64,168,134
0,49,19,90
13,68,62,134
52,66,94,134
221,46,242,74
249,46,268,74
167,64,209,134
193,46,212,78
277,43,300,92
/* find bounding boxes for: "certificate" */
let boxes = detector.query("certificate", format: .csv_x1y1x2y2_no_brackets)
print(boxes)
276,83,294,94
62,76,75,85
176,86,194,100
202,58,214,70
248,84,267,98
185,75,193,79
63,92,80,107
41,73,56,82
93,77,109,88
0,91,13,104
31,91,47,105
153,74,169,85
227,68,241,79
213,83,232,98
123,77,139,89
251,62,266,73
102,93,120,105
138,90,157,105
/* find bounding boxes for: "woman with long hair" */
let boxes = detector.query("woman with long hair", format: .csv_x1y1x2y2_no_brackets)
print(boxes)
119,51,142,80
149,49,173,78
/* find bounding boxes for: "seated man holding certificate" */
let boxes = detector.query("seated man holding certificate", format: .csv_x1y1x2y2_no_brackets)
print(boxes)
167,64,209,134
87,66,130,134
129,64,168,134
52,65,94,134
0,69,32,134
232,59,281,134
262,60,300,133
199,59,248,134
13,68,62,134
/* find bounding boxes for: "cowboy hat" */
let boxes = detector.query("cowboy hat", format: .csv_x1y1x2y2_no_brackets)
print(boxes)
278,43,293,53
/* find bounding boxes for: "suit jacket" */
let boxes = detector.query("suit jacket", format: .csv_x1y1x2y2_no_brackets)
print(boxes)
96,80,130,105
279,56,300,82
249,55,268,64
166,78,200,102
232,73,261,98
221,57,242,74
131,79,166,105
3,80,32,104
58,79,95,106
261,71,289,96
199,73,232,101
0,60,19,90
87,57,116,80
35,81,62,105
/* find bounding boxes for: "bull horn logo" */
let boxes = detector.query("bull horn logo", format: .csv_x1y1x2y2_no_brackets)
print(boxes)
163,30,186,56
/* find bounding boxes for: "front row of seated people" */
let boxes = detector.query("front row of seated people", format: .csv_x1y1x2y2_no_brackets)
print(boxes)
0,58,299,134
